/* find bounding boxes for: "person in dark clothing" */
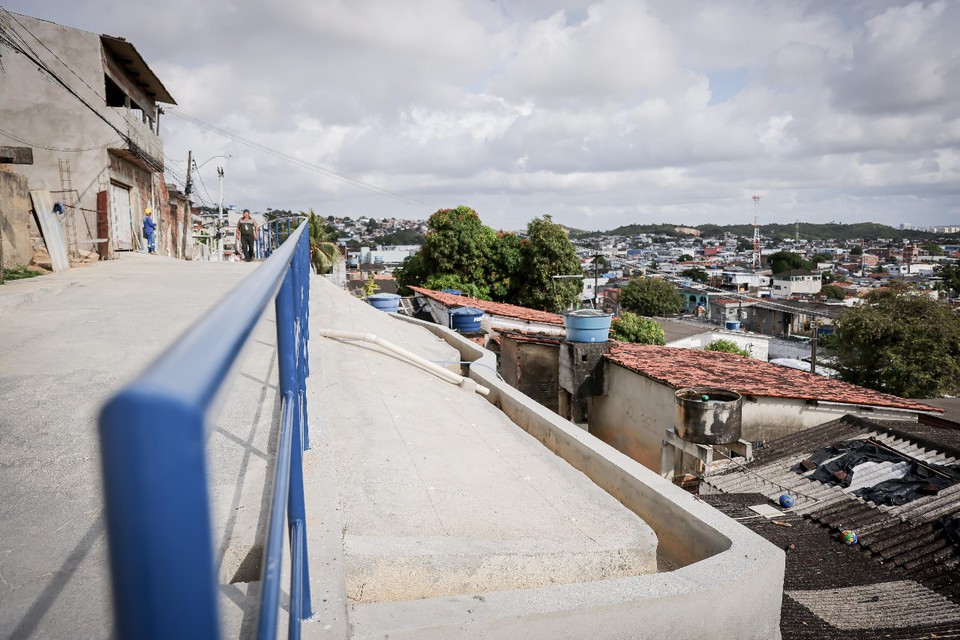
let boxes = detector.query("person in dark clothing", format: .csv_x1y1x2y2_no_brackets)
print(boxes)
236,209,257,262
143,209,157,254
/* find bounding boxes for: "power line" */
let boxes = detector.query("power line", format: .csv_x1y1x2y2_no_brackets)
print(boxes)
165,108,431,210
0,8,160,171
2,9,107,107
191,160,217,206
0,127,124,152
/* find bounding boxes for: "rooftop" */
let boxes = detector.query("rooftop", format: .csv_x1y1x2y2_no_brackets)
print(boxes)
701,415,960,638
606,343,941,413
411,286,564,325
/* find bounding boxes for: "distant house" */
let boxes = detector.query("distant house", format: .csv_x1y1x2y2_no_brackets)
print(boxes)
771,270,822,297
721,267,770,292
0,12,180,259
588,344,941,474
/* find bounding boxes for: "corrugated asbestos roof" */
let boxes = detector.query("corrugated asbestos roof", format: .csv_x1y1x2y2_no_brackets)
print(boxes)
701,415,960,638
606,343,941,413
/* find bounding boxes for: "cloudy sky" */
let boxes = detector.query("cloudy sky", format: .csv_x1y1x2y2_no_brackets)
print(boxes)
6,0,960,231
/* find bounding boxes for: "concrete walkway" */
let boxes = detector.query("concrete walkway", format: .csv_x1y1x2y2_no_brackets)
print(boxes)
0,253,268,639
0,256,663,638
303,278,658,636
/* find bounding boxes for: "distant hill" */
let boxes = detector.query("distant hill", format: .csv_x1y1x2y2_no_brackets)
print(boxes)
570,221,950,242
570,223,687,239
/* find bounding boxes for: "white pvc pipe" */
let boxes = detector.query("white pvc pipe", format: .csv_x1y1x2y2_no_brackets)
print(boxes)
318,329,491,397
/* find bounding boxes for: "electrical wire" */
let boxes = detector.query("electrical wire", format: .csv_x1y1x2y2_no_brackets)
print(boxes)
0,7,160,171
165,108,432,210
0,126,124,152
191,161,217,207
2,9,108,107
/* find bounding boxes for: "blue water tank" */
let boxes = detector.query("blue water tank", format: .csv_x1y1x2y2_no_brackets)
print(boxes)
368,293,400,313
564,310,613,343
725,320,741,330
449,307,484,333
441,289,463,296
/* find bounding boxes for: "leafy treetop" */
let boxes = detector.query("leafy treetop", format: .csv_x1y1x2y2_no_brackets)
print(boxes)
705,339,750,357
610,312,665,345
619,276,683,317
830,282,960,398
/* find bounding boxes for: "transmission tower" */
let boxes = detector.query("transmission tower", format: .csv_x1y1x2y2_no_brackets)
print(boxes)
752,195,762,268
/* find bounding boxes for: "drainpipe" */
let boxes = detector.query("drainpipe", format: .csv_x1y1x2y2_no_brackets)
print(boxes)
318,329,491,396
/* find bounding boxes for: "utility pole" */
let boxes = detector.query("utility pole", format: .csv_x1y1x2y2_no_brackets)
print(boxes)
593,251,602,309
217,166,224,262
752,195,762,268
183,150,193,261
810,321,818,375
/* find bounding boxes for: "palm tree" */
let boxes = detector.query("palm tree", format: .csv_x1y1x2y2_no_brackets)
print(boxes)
307,211,341,274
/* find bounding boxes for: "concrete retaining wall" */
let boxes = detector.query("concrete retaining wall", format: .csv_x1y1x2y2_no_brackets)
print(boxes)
377,315,785,640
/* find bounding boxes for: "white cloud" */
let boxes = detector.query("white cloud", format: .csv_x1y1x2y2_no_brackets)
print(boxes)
5,0,959,228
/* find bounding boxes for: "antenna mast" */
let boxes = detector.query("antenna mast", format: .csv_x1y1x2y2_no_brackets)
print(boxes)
752,195,762,268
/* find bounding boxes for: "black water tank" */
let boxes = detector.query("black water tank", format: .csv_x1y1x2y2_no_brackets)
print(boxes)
675,387,743,445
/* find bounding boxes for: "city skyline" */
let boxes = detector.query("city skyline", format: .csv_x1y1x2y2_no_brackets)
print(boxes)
4,0,959,230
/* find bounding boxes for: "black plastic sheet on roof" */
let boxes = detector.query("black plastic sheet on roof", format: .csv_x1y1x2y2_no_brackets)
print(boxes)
799,439,960,506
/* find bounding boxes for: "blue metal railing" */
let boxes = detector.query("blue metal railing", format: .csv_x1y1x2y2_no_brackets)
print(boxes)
98,223,313,639
258,216,306,260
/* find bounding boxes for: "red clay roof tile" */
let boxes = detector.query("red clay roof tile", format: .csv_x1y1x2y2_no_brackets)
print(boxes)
605,343,941,413
411,287,564,325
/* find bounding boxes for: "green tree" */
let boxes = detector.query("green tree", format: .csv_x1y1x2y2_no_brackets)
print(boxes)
680,267,708,283
394,253,428,296
363,273,379,297
939,263,960,298
394,207,581,311
307,211,340,274
923,244,944,256
619,276,683,317
831,282,960,398
423,274,487,299
850,246,863,256
766,251,807,275
487,232,523,300
419,205,496,297
610,312,665,345
514,215,582,312
705,339,750,357
820,284,846,301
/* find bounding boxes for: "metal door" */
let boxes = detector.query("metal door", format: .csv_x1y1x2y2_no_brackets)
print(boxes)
110,183,133,250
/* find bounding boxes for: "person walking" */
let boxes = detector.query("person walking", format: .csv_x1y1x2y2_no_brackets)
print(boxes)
236,209,258,262
143,209,157,254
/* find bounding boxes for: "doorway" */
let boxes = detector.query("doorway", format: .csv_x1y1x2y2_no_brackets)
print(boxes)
109,183,133,250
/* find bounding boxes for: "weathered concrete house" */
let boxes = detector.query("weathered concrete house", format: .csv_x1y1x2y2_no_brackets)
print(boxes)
590,343,941,474
0,11,180,260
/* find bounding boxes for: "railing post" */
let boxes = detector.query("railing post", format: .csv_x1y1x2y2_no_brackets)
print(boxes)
100,393,220,639
274,267,312,621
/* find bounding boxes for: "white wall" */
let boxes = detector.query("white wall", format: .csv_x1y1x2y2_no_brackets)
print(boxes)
667,331,770,361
